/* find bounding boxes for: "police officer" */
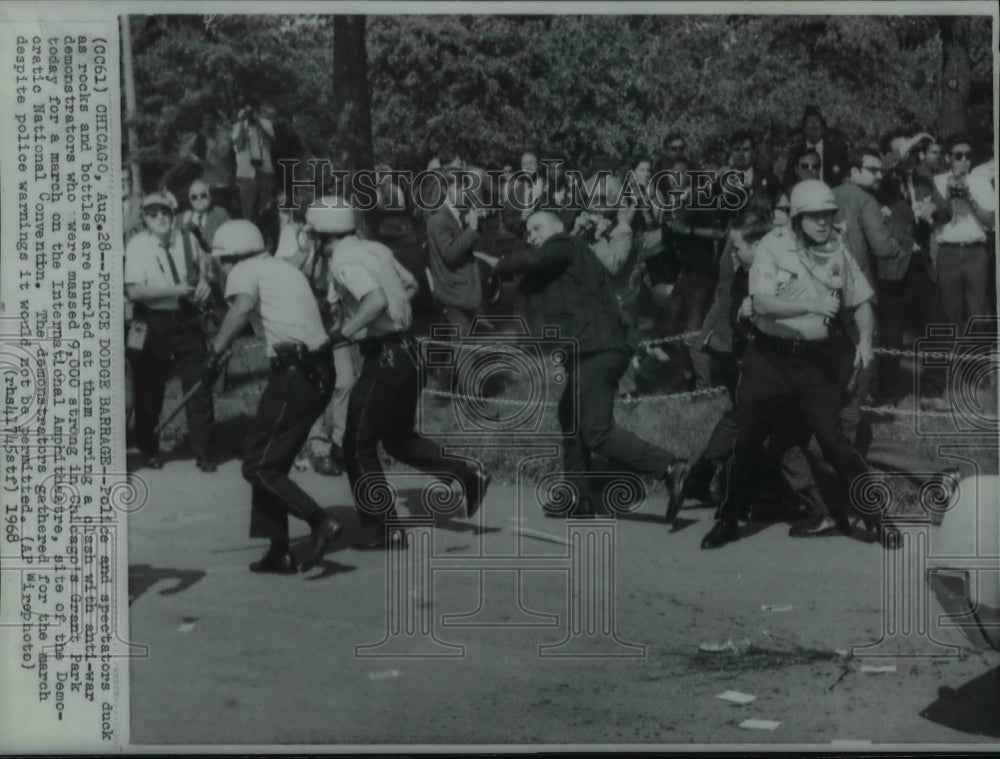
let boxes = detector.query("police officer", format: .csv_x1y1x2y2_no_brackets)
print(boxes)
124,192,217,472
202,220,341,575
493,210,689,520
701,180,897,549
310,197,490,549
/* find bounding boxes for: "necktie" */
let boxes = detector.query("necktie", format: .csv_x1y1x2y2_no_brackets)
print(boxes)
159,242,181,285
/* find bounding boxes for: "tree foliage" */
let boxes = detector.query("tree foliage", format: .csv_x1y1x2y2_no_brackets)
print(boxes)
126,13,994,187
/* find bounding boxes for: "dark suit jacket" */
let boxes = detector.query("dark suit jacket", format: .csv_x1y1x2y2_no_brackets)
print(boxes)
784,134,850,188
494,232,631,353
426,207,481,310
832,183,901,288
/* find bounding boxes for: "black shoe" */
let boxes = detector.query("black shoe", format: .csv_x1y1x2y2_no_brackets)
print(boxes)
308,448,343,477
789,514,848,537
300,516,342,571
196,457,218,473
859,513,902,548
664,459,689,523
700,519,740,549
460,465,491,518
250,548,299,575
355,526,409,550
145,454,164,470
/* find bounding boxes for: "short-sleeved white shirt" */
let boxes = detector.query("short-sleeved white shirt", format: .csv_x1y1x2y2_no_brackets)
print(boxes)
749,227,873,340
327,235,415,338
123,230,191,311
224,254,328,356
933,171,994,244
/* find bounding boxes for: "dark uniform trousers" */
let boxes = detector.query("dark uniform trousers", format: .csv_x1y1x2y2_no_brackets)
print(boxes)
345,334,470,529
721,335,870,523
243,346,335,542
129,308,215,459
558,348,678,510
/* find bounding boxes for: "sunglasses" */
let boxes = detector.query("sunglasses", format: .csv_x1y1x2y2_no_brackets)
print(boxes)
798,162,820,170
189,192,210,201
951,151,972,160
143,206,173,218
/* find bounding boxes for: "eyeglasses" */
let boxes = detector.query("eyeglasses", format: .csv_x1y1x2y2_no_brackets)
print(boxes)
142,207,173,218
951,151,972,160
189,192,209,201
798,162,820,171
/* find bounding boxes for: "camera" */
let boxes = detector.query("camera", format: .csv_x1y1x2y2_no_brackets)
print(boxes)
947,179,970,201
914,318,999,436
418,315,578,437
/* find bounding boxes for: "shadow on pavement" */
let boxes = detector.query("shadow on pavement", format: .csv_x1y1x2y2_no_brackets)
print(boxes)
129,564,206,606
920,664,1000,738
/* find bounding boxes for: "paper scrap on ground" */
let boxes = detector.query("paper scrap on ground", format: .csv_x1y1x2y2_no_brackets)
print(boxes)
176,622,196,633
761,604,793,612
834,649,849,658
699,638,750,653
716,690,756,705
740,719,780,730
861,664,896,674
513,526,571,546
368,669,403,681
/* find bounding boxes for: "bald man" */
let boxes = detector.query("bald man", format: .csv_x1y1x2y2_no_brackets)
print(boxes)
494,210,688,520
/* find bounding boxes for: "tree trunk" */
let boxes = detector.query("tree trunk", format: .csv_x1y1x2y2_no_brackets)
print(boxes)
332,15,373,173
939,16,971,138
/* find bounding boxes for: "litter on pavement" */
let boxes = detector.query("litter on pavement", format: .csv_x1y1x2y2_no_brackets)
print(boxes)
368,669,403,681
739,719,781,730
761,604,793,612
698,638,751,653
860,664,897,674
716,690,756,705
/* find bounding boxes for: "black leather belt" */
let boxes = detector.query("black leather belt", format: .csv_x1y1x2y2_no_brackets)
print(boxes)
269,341,332,371
753,329,832,355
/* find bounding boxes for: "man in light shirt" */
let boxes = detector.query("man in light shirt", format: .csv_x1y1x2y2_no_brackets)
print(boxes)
312,198,490,549
124,193,217,472
932,135,995,332
232,98,276,223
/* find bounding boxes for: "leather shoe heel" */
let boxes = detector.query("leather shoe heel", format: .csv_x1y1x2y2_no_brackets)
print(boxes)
301,516,342,571
250,549,299,575
664,460,690,523
700,519,740,549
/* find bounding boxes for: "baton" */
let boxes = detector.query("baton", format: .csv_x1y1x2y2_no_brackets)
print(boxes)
154,348,231,435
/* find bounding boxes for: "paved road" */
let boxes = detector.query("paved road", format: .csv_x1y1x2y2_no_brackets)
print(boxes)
127,457,999,747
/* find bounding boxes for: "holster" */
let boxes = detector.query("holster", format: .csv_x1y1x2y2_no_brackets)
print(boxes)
271,341,335,396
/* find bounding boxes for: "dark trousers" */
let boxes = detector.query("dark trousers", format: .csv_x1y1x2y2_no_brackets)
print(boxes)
243,358,335,542
237,173,275,224
345,336,469,529
876,259,946,399
559,349,678,510
721,337,870,523
938,243,990,331
128,311,214,459
698,353,826,517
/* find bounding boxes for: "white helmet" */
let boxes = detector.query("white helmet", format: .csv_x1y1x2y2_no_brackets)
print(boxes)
789,179,838,219
306,196,356,234
212,220,266,258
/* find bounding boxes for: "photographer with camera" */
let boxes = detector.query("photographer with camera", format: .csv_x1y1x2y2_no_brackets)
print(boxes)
312,197,491,550
200,219,341,575
493,210,688,521
932,135,995,335
232,98,276,224
124,192,218,473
